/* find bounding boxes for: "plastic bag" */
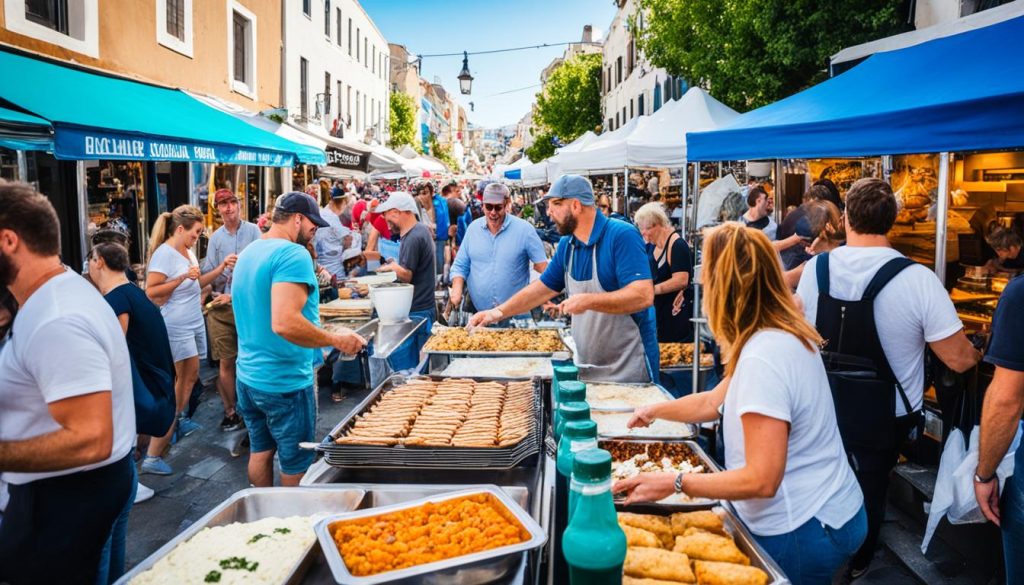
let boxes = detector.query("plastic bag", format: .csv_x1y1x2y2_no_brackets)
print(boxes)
922,423,1021,553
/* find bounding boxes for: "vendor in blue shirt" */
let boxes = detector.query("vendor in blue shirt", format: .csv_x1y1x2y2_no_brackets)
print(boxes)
469,175,658,382
414,181,449,275
450,182,548,318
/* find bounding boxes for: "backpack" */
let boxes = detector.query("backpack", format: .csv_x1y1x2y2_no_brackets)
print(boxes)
815,253,917,452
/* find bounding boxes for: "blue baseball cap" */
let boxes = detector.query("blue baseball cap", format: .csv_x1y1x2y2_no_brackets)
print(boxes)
277,192,330,228
541,174,595,206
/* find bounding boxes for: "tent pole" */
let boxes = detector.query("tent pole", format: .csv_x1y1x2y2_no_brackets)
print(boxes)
679,161,689,234
623,166,629,214
935,152,950,285
690,162,700,239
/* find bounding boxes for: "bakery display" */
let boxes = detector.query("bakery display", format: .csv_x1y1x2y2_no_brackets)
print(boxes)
328,493,529,577
335,378,534,448
423,326,565,353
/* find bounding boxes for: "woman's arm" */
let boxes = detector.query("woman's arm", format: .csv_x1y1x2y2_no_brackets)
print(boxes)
654,272,689,296
117,313,129,335
145,271,187,306
630,375,730,426
363,227,381,261
616,412,790,504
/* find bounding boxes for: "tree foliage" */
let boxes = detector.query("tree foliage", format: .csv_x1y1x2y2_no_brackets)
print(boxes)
388,91,418,149
428,134,460,171
525,131,557,163
530,53,602,161
636,0,911,111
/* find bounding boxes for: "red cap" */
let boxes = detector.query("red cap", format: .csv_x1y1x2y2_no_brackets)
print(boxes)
214,188,237,205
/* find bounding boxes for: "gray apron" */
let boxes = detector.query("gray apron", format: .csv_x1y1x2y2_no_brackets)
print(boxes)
566,233,651,383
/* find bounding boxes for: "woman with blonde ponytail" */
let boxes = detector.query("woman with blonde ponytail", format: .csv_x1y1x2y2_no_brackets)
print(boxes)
613,223,867,585
141,205,221,475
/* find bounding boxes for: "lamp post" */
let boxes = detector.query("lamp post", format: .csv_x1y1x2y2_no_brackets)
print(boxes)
458,51,473,95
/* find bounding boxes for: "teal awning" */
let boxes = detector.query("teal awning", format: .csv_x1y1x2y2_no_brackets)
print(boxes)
0,50,325,166
0,105,53,151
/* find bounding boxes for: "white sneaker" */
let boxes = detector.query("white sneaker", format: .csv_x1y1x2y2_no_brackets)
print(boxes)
135,482,155,504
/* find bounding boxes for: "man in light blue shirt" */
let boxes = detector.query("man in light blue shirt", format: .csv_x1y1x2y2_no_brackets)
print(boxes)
450,183,548,314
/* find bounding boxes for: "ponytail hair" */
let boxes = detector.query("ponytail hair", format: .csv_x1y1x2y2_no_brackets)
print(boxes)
148,204,204,258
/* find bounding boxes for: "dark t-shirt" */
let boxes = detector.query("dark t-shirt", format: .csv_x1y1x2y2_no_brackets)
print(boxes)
104,283,175,400
447,197,467,227
984,276,1024,371
399,222,437,312
741,214,770,231
647,234,694,343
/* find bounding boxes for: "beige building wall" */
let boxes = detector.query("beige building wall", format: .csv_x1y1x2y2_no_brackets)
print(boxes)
0,0,282,111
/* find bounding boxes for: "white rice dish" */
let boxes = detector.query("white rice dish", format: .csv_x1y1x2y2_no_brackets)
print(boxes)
130,516,315,585
612,453,708,504
592,412,694,439
440,357,553,379
585,383,670,410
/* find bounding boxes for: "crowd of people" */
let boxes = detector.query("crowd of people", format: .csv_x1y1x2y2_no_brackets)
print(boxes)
0,166,1021,584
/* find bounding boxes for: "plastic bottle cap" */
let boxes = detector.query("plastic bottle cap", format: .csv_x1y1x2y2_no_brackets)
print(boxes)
563,419,598,440
553,364,579,382
572,448,612,481
559,401,591,423
558,381,586,404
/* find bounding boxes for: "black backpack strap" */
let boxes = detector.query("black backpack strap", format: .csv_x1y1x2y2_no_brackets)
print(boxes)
862,257,916,302
860,256,918,414
816,252,830,295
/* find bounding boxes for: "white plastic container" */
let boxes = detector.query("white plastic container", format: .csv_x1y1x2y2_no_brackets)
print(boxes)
369,283,414,324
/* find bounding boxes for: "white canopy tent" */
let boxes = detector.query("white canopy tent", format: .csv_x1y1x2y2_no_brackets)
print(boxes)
398,145,448,175
520,131,599,187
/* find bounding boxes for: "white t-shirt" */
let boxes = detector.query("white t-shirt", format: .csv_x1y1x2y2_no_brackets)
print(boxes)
724,329,863,536
0,271,136,485
148,242,204,333
796,246,963,415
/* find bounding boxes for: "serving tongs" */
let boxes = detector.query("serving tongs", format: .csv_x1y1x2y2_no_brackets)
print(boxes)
337,328,376,361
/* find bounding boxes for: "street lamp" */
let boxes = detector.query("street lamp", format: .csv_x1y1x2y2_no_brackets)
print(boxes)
458,51,473,95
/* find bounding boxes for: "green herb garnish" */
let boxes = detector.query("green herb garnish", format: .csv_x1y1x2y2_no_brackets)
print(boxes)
248,533,269,544
204,570,221,582
218,556,259,571
273,527,291,534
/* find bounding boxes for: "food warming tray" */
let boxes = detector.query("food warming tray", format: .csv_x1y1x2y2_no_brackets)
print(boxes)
614,504,790,585
314,486,547,585
583,382,676,413
422,325,572,359
314,375,544,469
603,439,721,510
115,487,366,585
591,410,699,440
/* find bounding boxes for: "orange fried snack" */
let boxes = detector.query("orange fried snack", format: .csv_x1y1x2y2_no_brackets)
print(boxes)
331,493,529,576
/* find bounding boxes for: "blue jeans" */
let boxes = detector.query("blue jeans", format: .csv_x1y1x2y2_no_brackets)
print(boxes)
389,309,435,373
435,240,447,275
1003,446,1024,583
754,505,868,585
235,380,316,475
96,463,137,585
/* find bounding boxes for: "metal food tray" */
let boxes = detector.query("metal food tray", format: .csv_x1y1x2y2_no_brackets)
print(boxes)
422,325,572,359
116,487,366,585
583,381,676,413
592,411,699,440
614,504,790,585
314,486,547,585
603,439,721,510
316,374,544,469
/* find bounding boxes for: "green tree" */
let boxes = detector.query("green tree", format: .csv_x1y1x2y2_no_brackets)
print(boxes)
636,0,911,111
388,91,418,149
530,53,602,161
428,134,460,171
525,131,557,163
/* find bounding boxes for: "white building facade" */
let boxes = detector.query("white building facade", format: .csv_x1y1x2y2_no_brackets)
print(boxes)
283,0,389,143
600,0,685,132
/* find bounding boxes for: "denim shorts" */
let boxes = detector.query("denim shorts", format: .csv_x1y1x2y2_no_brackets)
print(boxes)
754,505,868,585
235,380,316,475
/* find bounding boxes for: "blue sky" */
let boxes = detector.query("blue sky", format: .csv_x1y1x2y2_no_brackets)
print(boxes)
361,0,616,129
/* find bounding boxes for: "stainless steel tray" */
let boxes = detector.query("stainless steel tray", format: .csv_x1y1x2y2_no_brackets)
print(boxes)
116,487,366,585
422,325,572,360
316,374,544,468
314,486,547,585
438,357,555,380
603,439,721,510
592,411,699,440
614,504,789,585
582,381,676,413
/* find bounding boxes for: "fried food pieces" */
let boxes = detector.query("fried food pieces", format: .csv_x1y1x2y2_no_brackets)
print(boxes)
335,378,534,448
670,511,726,536
331,493,529,576
659,343,714,368
693,560,769,585
424,327,564,353
624,547,696,583
673,528,750,565
618,512,674,548
620,523,662,548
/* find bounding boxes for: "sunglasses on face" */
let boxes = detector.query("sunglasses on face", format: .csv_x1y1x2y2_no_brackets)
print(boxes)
484,203,504,212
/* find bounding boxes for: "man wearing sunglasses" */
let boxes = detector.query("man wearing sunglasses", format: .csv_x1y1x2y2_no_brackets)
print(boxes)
450,183,547,322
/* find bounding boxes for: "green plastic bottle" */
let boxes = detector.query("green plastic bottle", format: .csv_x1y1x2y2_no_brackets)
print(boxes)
552,364,579,404
562,448,626,585
557,420,599,520
554,383,587,441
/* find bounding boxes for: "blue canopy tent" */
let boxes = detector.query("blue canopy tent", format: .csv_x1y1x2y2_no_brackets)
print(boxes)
0,50,325,166
504,169,522,180
686,14,1024,161
0,106,52,151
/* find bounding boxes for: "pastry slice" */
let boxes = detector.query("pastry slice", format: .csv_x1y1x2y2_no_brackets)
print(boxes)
693,560,769,585
623,546,695,583
672,529,750,565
